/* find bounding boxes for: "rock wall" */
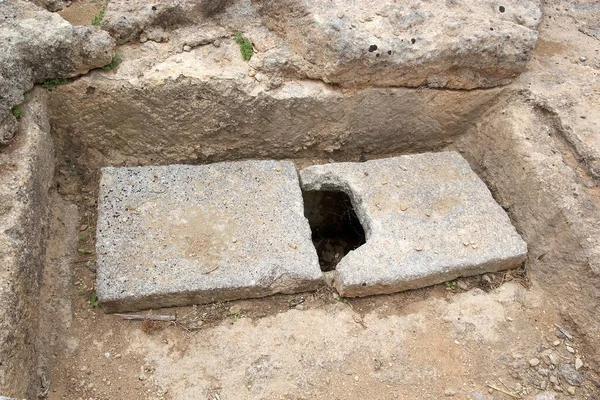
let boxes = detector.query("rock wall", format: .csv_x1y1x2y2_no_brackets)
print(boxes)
455,95,600,363
0,89,54,397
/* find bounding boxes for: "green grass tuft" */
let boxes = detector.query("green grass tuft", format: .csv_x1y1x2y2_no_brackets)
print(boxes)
11,106,23,119
41,78,69,89
88,291,100,308
91,8,105,27
234,32,253,61
102,54,121,71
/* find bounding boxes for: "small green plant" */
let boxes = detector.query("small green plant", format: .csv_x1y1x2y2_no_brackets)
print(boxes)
234,32,253,61
88,291,100,308
78,247,91,255
227,310,241,322
91,8,105,27
102,54,121,71
41,78,69,89
445,280,457,289
11,106,23,119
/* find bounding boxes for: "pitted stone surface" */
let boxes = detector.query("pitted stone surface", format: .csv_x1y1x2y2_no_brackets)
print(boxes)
96,161,322,312
300,152,527,297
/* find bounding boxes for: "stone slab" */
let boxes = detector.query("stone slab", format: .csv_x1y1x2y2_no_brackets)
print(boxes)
96,161,322,312
300,151,527,297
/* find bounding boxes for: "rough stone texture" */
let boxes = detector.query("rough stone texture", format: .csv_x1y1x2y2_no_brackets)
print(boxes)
101,0,234,44
0,89,54,398
300,152,527,297
455,95,600,363
47,40,503,185
254,0,542,89
515,2,600,179
96,161,322,312
0,0,115,146
28,0,63,12
101,0,540,89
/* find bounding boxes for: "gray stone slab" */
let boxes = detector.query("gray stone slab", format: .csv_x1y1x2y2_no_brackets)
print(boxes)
96,161,322,312
300,151,527,297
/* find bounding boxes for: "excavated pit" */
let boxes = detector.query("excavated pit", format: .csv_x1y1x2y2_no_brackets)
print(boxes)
7,75,600,400
2,1,600,398
302,190,366,272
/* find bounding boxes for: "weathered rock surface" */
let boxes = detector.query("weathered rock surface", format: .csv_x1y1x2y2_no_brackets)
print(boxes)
48,40,503,181
28,0,63,12
0,89,54,398
96,161,322,312
101,0,540,89
0,0,115,145
254,0,542,89
300,152,527,296
455,95,600,362
101,0,235,44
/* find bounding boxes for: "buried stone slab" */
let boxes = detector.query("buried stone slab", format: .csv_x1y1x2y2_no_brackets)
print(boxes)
96,161,322,312
299,152,528,297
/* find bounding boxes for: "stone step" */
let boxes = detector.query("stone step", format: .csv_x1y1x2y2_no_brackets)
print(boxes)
96,153,527,312
96,161,322,312
300,151,528,296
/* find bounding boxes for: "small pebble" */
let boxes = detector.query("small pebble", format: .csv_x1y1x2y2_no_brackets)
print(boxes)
553,339,561,346
583,180,595,188
183,45,192,52
212,39,221,48
529,358,540,367
444,389,456,397
575,358,583,370
566,345,575,353
567,386,576,395
248,69,257,77
579,56,587,62
554,384,563,392
229,304,242,314
400,204,408,211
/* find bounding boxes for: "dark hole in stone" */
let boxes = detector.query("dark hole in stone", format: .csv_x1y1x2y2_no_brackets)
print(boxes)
411,38,416,44
368,44,378,52
376,53,380,57
302,190,366,272
387,50,392,55
499,5,505,13
151,5,157,10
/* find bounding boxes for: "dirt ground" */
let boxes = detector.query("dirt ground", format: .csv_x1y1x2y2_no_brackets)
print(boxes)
39,1,600,399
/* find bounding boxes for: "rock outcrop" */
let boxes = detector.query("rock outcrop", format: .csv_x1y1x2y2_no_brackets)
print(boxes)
101,0,541,89
0,0,115,146
254,0,542,88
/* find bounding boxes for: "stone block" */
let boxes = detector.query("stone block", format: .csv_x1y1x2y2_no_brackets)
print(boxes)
96,161,322,312
300,152,527,296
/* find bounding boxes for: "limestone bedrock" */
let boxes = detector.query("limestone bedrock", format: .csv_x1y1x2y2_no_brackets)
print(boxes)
253,0,542,88
300,152,527,297
96,161,322,312
0,0,115,146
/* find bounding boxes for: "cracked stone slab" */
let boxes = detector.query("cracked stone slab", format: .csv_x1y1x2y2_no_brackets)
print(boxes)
96,161,322,312
300,152,527,297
